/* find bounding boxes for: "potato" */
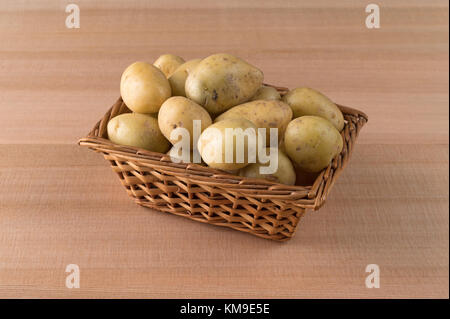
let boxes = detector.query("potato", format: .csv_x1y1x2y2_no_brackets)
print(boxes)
120,62,171,114
107,113,170,153
251,86,281,101
158,96,212,147
197,118,262,170
282,87,344,131
167,146,204,164
153,54,185,77
185,53,264,115
284,116,343,173
278,138,286,154
168,59,202,97
214,100,292,146
239,148,296,185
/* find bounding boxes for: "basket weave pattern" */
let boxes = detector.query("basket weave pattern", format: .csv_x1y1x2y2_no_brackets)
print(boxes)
79,90,367,241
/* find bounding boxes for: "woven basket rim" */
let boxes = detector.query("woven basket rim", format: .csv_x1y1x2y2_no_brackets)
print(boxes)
79,86,368,209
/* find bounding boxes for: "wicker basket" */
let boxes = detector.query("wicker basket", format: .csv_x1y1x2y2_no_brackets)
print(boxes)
79,86,368,241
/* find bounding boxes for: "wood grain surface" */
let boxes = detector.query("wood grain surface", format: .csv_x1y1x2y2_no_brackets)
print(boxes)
0,0,448,298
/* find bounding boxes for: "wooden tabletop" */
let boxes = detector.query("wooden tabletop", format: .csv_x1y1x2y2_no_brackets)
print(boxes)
0,0,448,298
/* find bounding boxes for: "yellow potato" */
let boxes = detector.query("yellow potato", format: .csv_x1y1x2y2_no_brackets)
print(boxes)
185,53,264,115
167,146,204,164
284,116,343,172
278,138,286,154
153,54,185,77
120,62,171,114
214,100,292,145
197,118,262,170
239,148,296,185
107,113,170,153
282,87,344,131
251,86,281,101
168,59,202,97
158,96,212,147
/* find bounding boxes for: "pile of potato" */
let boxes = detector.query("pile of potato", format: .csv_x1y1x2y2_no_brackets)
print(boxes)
107,53,344,186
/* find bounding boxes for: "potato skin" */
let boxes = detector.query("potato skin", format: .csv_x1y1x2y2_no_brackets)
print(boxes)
214,100,292,146
120,62,171,114
197,118,261,170
168,59,202,97
239,148,296,185
185,53,264,115
158,96,212,147
284,116,343,173
251,86,281,101
107,113,170,153
282,87,344,131
153,54,185,77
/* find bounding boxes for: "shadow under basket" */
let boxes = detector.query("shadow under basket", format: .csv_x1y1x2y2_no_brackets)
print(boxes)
79,89,368,241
